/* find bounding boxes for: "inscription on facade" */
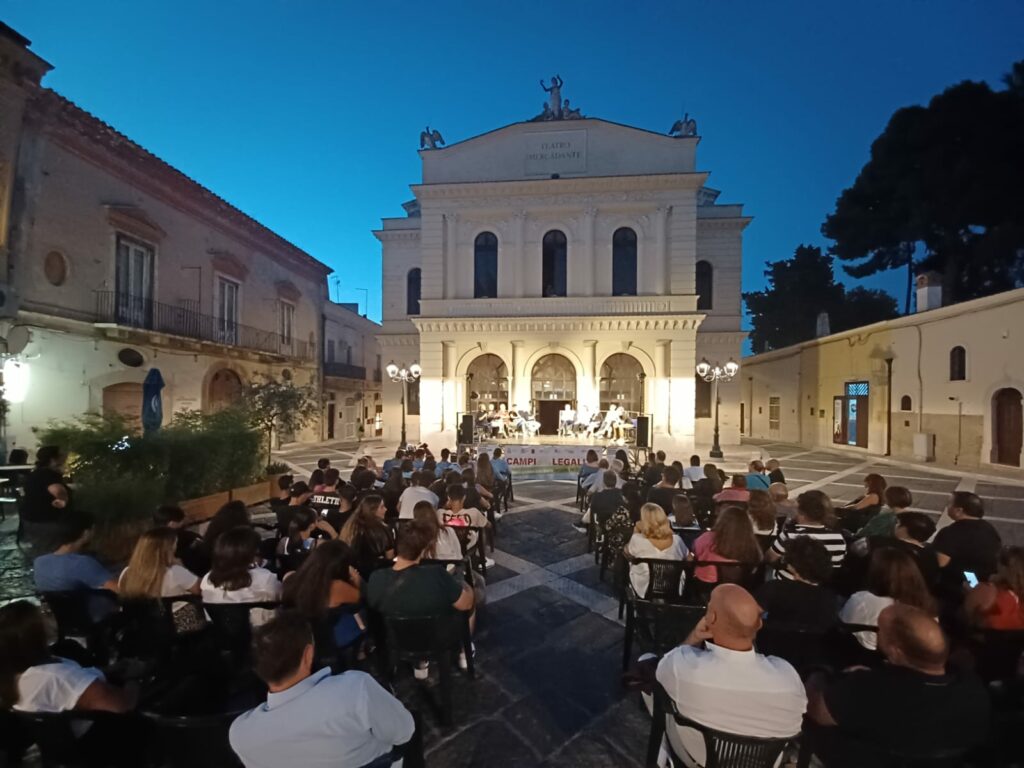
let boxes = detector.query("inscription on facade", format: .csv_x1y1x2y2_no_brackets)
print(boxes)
524,130,587,176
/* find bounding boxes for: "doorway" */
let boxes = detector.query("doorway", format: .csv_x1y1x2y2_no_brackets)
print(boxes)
993,388,1022,467
327,403,336,440
537,400,571,435
531,353,576,435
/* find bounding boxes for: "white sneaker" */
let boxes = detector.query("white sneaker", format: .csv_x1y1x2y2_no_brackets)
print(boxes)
493,510,504,520
413,661,429,680
458,643,476,670
484,557,495,568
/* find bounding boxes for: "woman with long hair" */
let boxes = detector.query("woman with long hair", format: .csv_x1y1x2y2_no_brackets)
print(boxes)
615,448,631,476
623,503,688,596
702,463,724,495
412,501,462,560
381,467,406,518
276,507,338,576
747,489,778,537
282,539,366,646
202,500,251,547
965,546,1024,630
120,527,200,598
839,473,887,532
200,526,281,624
692,506,762,585
841,546,937,649
339,494,395,578
476,453,496,492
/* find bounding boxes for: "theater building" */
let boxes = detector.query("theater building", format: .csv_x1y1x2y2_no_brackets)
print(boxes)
375,86,748,454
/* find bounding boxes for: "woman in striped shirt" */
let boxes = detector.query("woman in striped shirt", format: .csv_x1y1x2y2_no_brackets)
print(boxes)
766,490,847,579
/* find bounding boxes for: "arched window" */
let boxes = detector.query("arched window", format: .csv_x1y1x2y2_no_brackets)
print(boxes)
612,227,638,296
696,260,713,310
474,232,498,298
949,346,966,381
900,395,912,411
406,268,421,316
599,353,644,413
542,230,567,298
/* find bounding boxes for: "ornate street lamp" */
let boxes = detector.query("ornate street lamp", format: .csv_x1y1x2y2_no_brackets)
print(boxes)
386,360,421,447
696,357,739,459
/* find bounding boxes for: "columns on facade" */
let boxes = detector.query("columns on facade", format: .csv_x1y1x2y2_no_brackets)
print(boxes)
583,339,599,411
440,341,456,433
420,211,445,301
667,194,697,295
444,212,460,300
510,340,526,409
585,207,598,296
654,340,671,437
668,335,697,449
654,205,669,295
512,211,526,298
418,339,445,447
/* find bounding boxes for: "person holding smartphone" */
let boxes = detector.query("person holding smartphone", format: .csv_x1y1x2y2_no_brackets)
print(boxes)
963,546,1024,630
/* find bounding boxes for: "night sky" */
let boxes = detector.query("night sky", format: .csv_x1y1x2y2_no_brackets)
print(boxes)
4,0,1021,324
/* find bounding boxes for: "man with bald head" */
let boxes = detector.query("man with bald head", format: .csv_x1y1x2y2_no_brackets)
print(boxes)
654,584,805,765
805,604,990,765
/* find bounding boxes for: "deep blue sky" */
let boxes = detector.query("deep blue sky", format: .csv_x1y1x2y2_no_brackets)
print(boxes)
4,1,1022,323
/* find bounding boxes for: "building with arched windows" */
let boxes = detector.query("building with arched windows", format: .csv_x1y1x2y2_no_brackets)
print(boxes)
375,97,748,454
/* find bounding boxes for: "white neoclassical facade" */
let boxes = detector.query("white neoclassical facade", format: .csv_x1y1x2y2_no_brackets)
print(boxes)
375,106,748,455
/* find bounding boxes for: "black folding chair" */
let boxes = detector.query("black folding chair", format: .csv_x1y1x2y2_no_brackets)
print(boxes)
648,682,795,768
40,589,119,663
755,621,832,676
622,559,701,670
449,525,489,576
141,709,245,768
380,611,475,727
203,601,280,666
16,710,141,768
116,594,204,666
310,603,366,673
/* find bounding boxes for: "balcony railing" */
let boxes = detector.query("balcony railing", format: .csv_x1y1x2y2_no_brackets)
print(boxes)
323,361,367,380
94,291,311,360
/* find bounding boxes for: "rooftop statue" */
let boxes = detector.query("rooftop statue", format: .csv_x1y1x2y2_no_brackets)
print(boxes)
669,113,697,137
531,76,584,121
419,126,445,150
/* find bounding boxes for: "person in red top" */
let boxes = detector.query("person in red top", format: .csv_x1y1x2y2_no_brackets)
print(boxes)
964,546,1024,630
692,507,762,585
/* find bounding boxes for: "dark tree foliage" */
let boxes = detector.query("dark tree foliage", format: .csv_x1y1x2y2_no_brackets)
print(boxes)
822,62,1024,307
744,246,898,353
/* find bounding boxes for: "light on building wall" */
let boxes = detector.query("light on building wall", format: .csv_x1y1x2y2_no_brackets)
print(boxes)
385,361,399,379
2,358,30,403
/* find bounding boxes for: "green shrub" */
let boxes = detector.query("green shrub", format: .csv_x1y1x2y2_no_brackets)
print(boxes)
36,407,264,528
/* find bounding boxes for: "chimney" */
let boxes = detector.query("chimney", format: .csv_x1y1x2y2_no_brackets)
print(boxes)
915,271,942,312
815,312,831,337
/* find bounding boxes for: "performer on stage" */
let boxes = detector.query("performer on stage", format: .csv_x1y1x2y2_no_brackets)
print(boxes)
558,403,576,437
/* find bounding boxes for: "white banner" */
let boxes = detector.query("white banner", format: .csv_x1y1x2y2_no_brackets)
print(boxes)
478,443,606,477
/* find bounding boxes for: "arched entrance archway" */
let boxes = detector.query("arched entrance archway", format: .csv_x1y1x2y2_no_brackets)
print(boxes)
209,368,243,412
103,382,143,427
600,353,644,414
531,353,576,435
993,387,1023,467
466,353,508,412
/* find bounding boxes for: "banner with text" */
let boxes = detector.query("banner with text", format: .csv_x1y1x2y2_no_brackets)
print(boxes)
478,443,605,477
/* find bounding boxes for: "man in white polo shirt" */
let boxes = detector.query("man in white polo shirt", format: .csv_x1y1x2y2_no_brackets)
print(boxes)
654,584,805,766
397,470,439,519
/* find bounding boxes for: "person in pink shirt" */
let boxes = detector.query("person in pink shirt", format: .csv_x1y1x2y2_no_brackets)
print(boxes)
692,507,762,585
713,475,750,505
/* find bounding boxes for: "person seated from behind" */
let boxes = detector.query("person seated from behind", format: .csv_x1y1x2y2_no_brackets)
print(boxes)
276,507,339,577
766,490,847,577
440,484,491,562
204,499,255,546
700,463,723,496
692,507,762,588
887,511,940,591
33,514,119,619
766,458,785,485
201,526,282,624
412,448,426,471
933,491,1002,598
397,470,439,520
280,482,313,532
413,500,463,561
644,450,667,487
745,460,771,492
713,474,749,504
624,503,688,597
582,458,611,494
851,486,912,554
382,449,404,477
576,470,625,532
579,449,601,480
747,489,778,538
671,495,701,533
349,457,372,486
804,604,990,768
310,458,330,485
840,547,937,652
755,537,837,632
229,610,414,768
366,520,476,675
269,475,294,520
339,495,395,579
154,503,209,576
462,467,493,512
768,482,798,520
646,465,685,520
964,545,1024,630
121,527,203,632
654,585,805,766
308,470,326,495
320,468,342,494
0,601,139,766
683,454,705,485
491,447,510,482
282,540,366,650
838,473,887,533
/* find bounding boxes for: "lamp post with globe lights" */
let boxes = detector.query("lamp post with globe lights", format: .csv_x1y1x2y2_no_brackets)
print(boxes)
696,357,739,459
385,360,421,448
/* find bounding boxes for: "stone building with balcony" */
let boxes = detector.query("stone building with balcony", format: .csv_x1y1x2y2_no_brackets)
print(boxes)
0,26,331,449
322,301,382,442
375,87,748,453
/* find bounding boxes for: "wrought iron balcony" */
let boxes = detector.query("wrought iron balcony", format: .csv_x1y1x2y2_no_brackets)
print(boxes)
323,361,367,380
94,291,312,360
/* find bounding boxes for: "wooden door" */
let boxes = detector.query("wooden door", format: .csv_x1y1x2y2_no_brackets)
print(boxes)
852,395,869,448
327,403,336,439
537,400,569,435
994,388,1023,467
832,397,846,445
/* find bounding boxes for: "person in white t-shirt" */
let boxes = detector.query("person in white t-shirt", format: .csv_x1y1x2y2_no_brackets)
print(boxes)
397,471,440,519
683,455,705,485
120,527,200,599
440,484,495,568
201,526,282,625
624,503,688,597
654,584,805,767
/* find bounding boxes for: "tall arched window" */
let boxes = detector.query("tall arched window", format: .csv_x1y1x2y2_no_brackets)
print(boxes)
949,346,966,381
406,268,421,316
542,230,567,298
696,260,713,310
474,232,498,298
612,227,638,296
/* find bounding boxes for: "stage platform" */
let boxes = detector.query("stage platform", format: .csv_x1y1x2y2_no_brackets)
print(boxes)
462,437,648,478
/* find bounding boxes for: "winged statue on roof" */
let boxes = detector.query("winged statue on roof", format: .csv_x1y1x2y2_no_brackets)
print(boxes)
420,126,445,150
669,113,697,137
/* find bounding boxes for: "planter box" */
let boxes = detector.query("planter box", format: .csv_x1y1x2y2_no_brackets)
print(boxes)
230,480,272,507
181,491,231,524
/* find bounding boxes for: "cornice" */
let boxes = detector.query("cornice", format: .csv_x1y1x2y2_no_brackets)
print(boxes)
372,228,421,243
412,315,703,334
412,173,708,204
697,216,753,231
